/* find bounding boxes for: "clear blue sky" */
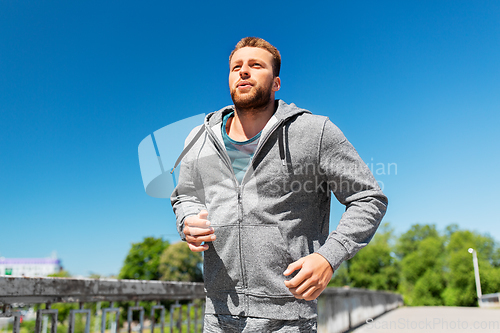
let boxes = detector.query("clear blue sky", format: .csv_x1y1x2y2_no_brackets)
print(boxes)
1,1,499,276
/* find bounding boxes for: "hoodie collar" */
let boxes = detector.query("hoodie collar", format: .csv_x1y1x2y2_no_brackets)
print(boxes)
205,99,311,128
171,100,311,176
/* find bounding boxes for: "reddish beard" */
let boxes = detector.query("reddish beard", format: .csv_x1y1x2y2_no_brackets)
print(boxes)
231,79,273,111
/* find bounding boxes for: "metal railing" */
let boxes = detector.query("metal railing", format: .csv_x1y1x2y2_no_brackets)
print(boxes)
0,276,206,333
480,293,500,308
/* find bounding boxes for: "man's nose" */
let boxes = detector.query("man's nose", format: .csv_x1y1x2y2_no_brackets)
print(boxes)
240,64,250,78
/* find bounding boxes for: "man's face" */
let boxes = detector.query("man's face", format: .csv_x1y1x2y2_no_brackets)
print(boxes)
229,47,280,110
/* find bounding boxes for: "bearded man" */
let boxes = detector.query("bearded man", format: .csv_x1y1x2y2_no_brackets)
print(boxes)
171,37,388,332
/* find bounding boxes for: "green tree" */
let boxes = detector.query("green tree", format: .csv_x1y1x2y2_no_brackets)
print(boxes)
117,237,170,323
346,223,399,291
159,242,203,282
492,247,500,267
411,269,445,306
395,224,440,259
397,224,445,305
328,261,350,287
118,237,169,280
400,237,444,285
48,270,71,278
327,222,500,307
442,230,500,306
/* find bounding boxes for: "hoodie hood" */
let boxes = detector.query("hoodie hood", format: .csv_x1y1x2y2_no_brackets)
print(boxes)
205,99,312,128
171,100,311,174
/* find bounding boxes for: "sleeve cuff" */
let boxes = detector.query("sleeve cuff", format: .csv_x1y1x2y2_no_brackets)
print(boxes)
315,238,350,271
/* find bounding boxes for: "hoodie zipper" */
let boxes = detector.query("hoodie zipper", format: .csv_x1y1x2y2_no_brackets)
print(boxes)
204,121,249,292
236,119,285,295
205,117,286,301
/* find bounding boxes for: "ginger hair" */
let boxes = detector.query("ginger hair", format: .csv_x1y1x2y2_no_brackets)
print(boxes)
229,37,281,77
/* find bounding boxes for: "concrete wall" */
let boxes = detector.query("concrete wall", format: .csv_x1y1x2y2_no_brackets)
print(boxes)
317,287,403,333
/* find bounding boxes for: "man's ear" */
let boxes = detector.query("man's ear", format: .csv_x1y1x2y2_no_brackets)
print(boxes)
272,76,281,92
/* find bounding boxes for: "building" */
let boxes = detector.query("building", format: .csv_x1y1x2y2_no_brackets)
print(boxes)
0,257,62,277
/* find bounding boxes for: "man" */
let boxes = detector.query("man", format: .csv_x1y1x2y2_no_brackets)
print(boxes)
171,37,387,332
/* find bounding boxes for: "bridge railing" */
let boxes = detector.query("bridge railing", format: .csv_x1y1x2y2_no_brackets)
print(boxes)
317,287,404,333
0,276,206,333
480,293,500,308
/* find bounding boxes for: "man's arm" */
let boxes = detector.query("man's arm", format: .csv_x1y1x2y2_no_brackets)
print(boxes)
170,125,210,242
284,118,388,300
314,119,388,269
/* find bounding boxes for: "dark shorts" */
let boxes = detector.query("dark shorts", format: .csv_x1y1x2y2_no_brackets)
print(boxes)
203,314,317,333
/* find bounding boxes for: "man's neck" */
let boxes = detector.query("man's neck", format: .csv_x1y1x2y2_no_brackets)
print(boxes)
227,101,276,141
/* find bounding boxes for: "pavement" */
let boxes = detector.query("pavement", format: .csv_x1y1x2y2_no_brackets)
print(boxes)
351,306,500,333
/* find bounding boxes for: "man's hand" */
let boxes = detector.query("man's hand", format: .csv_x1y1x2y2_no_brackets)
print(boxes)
283,253,334,301
183,210,215,252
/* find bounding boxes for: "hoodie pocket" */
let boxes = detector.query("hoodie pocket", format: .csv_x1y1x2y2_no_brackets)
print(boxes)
203,225,243,293
241,225,295,297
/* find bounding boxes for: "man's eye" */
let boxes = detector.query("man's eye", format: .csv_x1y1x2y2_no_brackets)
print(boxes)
253,63,262,67
232,65,241,71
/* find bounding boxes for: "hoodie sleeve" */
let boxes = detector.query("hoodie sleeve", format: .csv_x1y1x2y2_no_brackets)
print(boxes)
315,119,388,271
170,126,207,241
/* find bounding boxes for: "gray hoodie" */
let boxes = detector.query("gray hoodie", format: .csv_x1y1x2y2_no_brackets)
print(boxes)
171,100,387,320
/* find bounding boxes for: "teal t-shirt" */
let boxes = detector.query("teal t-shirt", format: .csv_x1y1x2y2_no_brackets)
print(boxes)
222,112,262,184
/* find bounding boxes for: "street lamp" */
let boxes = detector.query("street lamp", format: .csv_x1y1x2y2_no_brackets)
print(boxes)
468,248,482,306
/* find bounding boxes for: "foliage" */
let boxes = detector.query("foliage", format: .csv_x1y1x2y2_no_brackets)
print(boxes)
328,261,350,287
398,234,445,305
159,241,203,282
12,321,66,333
48,270,71,278
395,224,440,259
442,230,500,306
117,237,170,323
18,301,204,333
118,237,170,280
328,222,500,307
411,269,445,306
347,223,399,291
117,238,204,323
